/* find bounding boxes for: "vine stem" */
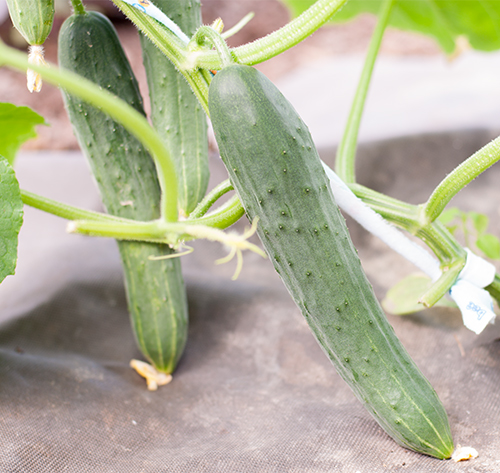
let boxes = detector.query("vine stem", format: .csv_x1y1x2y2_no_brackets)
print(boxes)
21,187,244,240
111,0,210,114
335,0,395,183
191,26,234,68
420,135,500,224
70,0,85,15
189,179,234,219
0,41,179,223
190,0,349,69
21,189,128,223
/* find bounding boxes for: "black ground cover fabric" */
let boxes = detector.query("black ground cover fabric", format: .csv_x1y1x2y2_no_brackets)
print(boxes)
1,131,499,472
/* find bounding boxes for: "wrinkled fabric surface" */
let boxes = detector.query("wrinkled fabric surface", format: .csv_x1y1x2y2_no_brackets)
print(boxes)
1,130,500,472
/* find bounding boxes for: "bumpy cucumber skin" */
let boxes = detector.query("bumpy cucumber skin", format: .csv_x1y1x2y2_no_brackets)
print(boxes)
58,11,187,373
140,0,208,217
209,65,454,459
7,0,54,45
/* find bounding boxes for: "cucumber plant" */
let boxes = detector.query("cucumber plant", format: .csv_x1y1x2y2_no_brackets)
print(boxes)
2,0,500,460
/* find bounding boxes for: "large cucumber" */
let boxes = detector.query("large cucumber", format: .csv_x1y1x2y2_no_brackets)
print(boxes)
140,0,209,217
209,65,454,459
58,10,187,374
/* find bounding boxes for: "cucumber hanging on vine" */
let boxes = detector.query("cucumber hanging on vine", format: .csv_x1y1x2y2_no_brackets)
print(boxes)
140,0,209,217
58,10,188,377
208,63,454,459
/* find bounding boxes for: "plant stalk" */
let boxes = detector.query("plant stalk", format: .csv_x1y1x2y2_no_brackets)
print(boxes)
335,0,395,183
421,135,500,223
70,0,85,15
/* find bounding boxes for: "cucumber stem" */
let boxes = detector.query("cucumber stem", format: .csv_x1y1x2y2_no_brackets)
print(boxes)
420,135,500,224
189,179,234,219
335,0,395,183
192,25,234,68
193,194,244,230
21,189,128,223
111,0,210,114
0,42,179,223
70,0,85,15
190,0,349,69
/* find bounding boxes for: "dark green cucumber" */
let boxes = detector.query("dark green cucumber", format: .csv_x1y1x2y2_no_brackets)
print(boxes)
58,11,187,373
140,0,208,217
209,65,454,459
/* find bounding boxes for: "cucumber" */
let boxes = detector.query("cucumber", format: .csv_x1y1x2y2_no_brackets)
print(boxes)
58,10,187,374
7,0,54,46
140,0,209,217
7,0,55,92
208,64,454,459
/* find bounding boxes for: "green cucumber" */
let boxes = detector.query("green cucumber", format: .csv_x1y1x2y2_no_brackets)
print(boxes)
140,0,209,217
7,0,54,46
209,64,454,459
58,10,187,374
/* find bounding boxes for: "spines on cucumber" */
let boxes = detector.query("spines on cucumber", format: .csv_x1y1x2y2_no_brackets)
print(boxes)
58,10,187,373
208,64,454,459
140,0,209,217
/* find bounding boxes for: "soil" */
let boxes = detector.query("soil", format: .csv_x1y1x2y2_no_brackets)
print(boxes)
0,0,441,151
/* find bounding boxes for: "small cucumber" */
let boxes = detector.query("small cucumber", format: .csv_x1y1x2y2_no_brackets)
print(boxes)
7,0,55,91
58,10,187,374
209,64,454,459
140,0,209,217
6,0,55,46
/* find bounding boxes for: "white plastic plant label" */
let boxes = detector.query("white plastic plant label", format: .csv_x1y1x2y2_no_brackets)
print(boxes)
449,280,495,334
448,249,496,334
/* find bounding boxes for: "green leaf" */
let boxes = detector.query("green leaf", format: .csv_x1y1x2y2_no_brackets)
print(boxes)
469,211,489,235
0,155,23,284
437,207,460,226
382,273,456,315
0,103,47,165
279,0,500,53
476,233,500,259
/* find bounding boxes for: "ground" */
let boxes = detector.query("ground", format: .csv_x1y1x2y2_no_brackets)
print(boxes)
0,0,441,150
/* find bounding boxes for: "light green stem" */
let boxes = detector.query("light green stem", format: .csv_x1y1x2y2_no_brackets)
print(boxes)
191,26,234,68
111,0,210,114
335,0,395,183
22,187,243,242
70,196,245,242
70,0,85,15
420,135,500,224
0,42,179,222
21,189,127,223
193,194,244,230
189,179,234,219
191,0,349,69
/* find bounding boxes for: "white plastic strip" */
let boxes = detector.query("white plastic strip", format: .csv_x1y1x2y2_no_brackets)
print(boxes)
322,162,441,280
321,162,497,333
120,0,190,44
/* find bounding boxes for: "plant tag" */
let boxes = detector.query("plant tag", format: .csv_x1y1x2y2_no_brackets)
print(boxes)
120,0,190,43
449,249,496,334
449,280,495,334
